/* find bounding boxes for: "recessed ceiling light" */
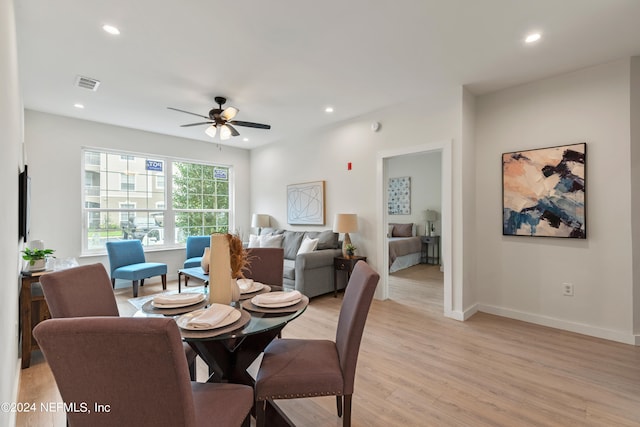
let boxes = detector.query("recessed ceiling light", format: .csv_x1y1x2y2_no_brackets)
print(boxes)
243,138,249,142
325,106,334,113
102,24,120,35
74,103,85,109
525,32,541,44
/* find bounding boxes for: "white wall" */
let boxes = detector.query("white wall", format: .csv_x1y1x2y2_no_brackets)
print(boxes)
0,0,23,423
250,86,470,316
461,87,477,310
475,59,635,343
24,111,251,280
385,152,442,236
632,57,640,337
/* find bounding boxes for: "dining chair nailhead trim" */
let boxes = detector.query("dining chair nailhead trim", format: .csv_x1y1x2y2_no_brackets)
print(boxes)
258,391,342,401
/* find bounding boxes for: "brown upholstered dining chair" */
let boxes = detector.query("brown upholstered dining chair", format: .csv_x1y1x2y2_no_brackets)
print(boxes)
245,247,284,288
254,261,379,427
33,317,253,427
39,263,197,380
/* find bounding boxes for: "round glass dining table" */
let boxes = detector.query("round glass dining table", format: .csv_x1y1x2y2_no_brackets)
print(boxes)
133,293,308,385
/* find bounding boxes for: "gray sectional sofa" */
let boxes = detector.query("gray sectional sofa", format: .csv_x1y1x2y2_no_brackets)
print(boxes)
256,228,343,298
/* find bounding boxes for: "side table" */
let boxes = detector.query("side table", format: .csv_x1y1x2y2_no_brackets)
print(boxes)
20,270,52,368
421,235,440,265
333,256,367,297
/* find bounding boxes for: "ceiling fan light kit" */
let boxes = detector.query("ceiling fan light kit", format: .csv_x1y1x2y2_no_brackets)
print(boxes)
168,96,271,141
205,125,217,138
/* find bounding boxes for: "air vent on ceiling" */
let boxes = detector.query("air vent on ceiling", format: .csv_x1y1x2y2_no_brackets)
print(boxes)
75,75,101,91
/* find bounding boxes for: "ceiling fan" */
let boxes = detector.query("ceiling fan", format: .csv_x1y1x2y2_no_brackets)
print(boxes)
168,96,271,140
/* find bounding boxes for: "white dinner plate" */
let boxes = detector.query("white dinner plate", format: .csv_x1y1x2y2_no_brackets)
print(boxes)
240,281,265,294
251,292,302,308
151,293,205,309
176,307,241,331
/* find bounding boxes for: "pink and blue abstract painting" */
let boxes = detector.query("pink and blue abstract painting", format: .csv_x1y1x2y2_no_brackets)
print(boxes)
502,143,586,238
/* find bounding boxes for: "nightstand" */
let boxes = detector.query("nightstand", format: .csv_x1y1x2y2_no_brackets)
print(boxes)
333,256,367,297
421,236,440,265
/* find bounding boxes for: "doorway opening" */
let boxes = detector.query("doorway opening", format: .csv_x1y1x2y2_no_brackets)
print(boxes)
376,140,453,316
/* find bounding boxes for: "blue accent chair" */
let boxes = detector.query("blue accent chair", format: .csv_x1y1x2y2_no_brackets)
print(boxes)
184,236,211,268
183,236,211,287
106,240,167,297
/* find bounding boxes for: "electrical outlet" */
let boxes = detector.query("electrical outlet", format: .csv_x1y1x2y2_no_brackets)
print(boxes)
562,283,574,296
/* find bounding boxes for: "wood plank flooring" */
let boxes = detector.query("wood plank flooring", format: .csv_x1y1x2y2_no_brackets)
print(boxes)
16,265,640,426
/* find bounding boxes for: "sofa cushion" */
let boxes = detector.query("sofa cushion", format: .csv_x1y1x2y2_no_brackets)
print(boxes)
248,234,260,248
282,231,305,260
260,234,283,248
283,259,296,280
304,230,339,250
297,237,318,255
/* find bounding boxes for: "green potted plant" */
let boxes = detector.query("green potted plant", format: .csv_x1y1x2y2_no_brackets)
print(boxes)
345,244,356,258
21,248,55,272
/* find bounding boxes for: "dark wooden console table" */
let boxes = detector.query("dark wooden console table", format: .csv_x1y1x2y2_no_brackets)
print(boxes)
20,270,51,368
333,256,367,297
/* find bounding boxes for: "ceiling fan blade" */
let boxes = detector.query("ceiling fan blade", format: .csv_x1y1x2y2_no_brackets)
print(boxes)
220,106,239,121
167,107,209,120
180,121,214,127
226,124,240,137
229,120,271,129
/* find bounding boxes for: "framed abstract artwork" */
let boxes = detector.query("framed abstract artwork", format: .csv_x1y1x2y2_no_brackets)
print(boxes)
287,180,325,225
388,176,411,215
502,142,586,238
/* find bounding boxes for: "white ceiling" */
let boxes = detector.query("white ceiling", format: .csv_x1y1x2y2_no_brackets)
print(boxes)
14,0,640,150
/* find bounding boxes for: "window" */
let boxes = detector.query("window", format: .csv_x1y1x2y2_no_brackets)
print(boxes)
120,173,136,191
81,149,233,253
119,203,136,224
172,162,230,242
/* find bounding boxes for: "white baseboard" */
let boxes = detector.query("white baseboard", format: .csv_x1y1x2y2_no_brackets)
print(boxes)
445,310,464,321
478,304,636,345
445,303,478,321
463,303,479,320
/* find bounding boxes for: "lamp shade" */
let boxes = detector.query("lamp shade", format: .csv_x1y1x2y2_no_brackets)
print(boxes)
424,210,438,222
251,214,270,228
333,213,358,233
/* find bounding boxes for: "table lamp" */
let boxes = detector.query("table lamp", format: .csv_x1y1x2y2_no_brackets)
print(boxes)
333,213,358,257
251,214,270,235
424,210,438,236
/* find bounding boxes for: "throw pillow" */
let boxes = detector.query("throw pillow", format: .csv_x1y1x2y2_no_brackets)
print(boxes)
259,234,283,248
297,237,319,255
313,230,339,249
392,223,413,237
248,234,261,248
282,231,305,259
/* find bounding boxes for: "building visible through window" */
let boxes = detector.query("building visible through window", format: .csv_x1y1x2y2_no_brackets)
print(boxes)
82,149,232,253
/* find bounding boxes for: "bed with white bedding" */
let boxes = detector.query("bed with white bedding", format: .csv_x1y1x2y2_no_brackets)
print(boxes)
388,223,422,273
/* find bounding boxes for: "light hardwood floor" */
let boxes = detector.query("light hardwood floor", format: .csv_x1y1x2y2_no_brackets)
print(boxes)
17,265,640,426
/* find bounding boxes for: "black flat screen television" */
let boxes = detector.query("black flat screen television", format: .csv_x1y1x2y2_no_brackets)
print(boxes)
19,165,30,242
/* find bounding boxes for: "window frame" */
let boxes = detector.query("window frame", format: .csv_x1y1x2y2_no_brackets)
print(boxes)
81,147,235,255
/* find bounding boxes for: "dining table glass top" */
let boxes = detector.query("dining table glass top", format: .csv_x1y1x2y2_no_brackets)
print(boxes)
132,288,307,341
